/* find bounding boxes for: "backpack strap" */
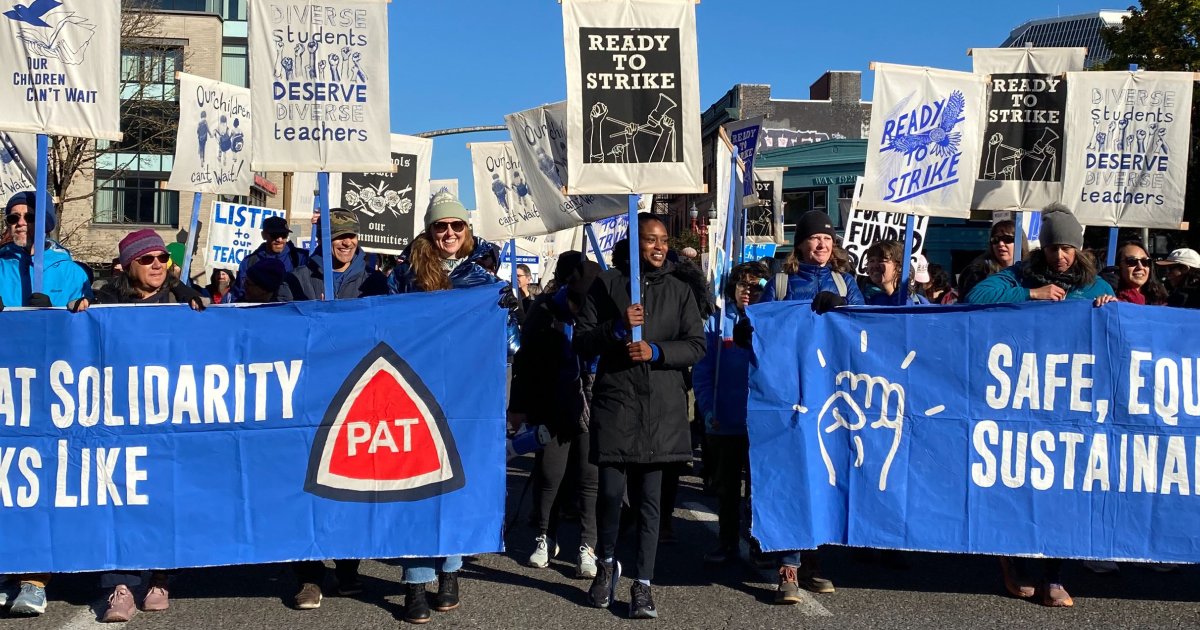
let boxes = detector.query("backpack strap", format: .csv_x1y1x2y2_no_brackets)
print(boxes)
830,270,848,297
774,272,789,301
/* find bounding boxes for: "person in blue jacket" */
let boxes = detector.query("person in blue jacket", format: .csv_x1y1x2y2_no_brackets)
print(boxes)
226,215,309,303
860,240,929,306
966,202,1114,608
277,209,387,301
0,191,91,310
763,210,863,308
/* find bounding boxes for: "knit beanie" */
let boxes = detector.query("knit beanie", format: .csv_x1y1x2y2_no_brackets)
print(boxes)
118,228,166,268
1038,202,1084,250
426,190,469,226
5,190,56,233
793,210,835,243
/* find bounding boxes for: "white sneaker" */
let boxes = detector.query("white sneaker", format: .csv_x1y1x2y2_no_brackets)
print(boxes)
527,534,558,568
577,545,598,579
1083,560,1120,574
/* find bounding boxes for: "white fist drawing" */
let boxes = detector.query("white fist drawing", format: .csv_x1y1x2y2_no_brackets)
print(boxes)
815,371,906,492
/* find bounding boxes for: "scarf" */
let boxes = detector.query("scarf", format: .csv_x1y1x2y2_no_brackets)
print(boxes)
1022,260,1087,293
1117,286,1146,305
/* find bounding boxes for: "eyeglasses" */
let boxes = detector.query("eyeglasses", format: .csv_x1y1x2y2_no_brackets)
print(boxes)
135,253,171,266
990,235,1015,245
4,212,30,225
432,220,467,234
1123,257,1152,268
735,281,764,294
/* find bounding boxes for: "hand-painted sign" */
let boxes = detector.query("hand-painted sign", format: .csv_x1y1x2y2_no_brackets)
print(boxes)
331,134,432,254
166,73,253,195
206,201,285,271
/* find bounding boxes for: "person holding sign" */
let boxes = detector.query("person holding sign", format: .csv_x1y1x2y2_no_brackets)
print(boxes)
763,210,863,310
227,216,309,303
0,191,92,310
861,241,930,306
573,213,705,620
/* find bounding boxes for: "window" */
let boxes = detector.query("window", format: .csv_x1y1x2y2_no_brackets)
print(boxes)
221,0,247,21
120,46,182,101
222,44,248,87
94,176,179,226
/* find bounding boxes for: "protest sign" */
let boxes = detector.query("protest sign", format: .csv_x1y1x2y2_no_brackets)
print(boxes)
748,300,1200,563
861,63,987,218
429,178,459,200
206,201,285,272
469,142,543,242
166,73,253,195
972,48,1084,211
0,0,120,140
0,132,34,196
250,0,392,172
1063,71,1194,229
725,116,763,198
0,287,506,573
330,134,432,254
843,210,930,276
563,0,703,194
504,101,628,229
749,167,784,243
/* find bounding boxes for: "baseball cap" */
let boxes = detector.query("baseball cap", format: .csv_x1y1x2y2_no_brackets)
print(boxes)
329,208,360,239
912,253,930,283
262,216,291,234
1156,248,1200,269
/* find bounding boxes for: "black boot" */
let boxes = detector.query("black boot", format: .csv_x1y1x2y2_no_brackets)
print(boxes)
403,582,430,624
433,572,459,612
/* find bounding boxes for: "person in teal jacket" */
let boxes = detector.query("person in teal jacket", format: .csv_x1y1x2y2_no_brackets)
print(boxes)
966,202,1114,609
0,191,91,309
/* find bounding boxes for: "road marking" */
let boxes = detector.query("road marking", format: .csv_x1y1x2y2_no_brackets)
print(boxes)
681,502,833,617
59,603,104,630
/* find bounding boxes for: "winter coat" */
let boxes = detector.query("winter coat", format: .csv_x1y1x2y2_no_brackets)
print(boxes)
277,248,388,301
94,275,203,305
862,284,930,306
509,289,593,439
227,242,309,303
966,264,1114,304
693,310,751,436
573,261,706,465
957,254,1002,302
0,241,92,307
762,262,865,305
388,237,504,294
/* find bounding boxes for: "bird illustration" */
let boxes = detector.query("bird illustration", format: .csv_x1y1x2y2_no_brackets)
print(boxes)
4,0,61,28
886,90,965,159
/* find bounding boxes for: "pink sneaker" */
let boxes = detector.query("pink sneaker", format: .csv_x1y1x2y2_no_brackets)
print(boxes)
142,574,169,612
102,585,136,623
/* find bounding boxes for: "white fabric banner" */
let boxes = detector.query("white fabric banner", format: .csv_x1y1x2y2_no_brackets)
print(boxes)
249,0,391,172
505,101,629,228
206,201,286,273
429,179,459,201
166,73,253,195
0,0,120,140
563,0,703,194
861,63,988,218
469,141,546,242
707,137,741,311
1062,71,1194,229
0,132,34,196
972,48,1085,211
328,134,432,254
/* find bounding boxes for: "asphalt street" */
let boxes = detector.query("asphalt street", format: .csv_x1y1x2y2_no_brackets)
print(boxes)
2,456,1198,629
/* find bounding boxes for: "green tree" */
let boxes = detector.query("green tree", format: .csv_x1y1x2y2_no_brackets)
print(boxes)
1101,1,1200,245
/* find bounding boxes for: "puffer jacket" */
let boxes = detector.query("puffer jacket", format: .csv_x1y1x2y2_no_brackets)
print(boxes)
763,262,865,305
0,240,91,307
277,248,387,301
389,236,503,294
573,260,706,464
862,284,930,306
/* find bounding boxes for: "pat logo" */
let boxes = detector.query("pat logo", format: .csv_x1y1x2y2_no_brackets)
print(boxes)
305,343,465,502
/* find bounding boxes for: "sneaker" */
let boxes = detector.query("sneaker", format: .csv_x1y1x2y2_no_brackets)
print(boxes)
141,573,169,612
0,580,16,608
293,583,322,610
999,558,1035,599
1083,560,1120,574
775,566,802,605
403,582,430,624
588,559,620,608
1041,582,1074,608
528,534,559,569
336,574,364,596
577,545,598,579
9,583,47,616
101,585,136,623
629,581,657,619
433,572,459,612
703,545,737,565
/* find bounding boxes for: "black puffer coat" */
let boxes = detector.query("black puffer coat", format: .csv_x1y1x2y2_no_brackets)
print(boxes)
574,261,705,464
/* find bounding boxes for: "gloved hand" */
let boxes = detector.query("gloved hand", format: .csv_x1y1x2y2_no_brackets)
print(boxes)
811,291,847,314
733,317,754,349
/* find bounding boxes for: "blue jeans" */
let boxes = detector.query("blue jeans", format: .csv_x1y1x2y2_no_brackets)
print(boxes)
396,556,462,584
778,551,803,568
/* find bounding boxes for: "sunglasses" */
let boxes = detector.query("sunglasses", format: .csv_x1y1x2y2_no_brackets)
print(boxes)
267,232,290,241
1123,257,1152,268
4,212,32,225
135,253,171,266
735,281,765,294
432,220,467,234
990,235,1015,245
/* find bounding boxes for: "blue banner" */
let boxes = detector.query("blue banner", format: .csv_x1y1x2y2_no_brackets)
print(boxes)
748,300,1200,563
0,288,507,573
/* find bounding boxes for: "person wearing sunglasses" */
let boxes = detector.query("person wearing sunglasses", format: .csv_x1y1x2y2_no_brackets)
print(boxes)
226,215,309,303
1101,241,1167,306
278,209,387,302
0,190,92,312
94,229,206,310
958,220,1021,302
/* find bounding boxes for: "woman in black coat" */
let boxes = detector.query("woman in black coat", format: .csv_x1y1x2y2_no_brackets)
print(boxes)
573,213,706,620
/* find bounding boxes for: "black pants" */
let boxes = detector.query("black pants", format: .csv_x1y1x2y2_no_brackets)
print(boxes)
708,434,749,549
292,559,361,586
533,430,599,548
597,463,664,581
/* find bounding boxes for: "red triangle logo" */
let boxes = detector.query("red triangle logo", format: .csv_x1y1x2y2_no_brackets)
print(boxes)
305,343,466,502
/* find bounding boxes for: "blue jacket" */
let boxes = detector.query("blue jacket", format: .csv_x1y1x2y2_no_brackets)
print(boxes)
862,284,930,306
967,264,1115,304
389,236,503,294
0,241,91,307
693,310,751,436
763,262,865,305
277,247,387,301
227,242,309,303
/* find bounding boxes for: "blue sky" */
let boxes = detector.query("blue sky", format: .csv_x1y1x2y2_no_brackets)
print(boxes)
385,0,1125,208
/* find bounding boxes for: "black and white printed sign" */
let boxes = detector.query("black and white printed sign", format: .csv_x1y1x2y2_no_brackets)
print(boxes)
972,48,1084,210
563,0,702,194
166,73,253,195
331,134,432,254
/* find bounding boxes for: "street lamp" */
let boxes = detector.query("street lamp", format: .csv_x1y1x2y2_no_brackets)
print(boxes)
690,202,708,251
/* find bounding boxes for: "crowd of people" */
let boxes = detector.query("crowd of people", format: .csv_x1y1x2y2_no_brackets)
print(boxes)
0,190,1197,622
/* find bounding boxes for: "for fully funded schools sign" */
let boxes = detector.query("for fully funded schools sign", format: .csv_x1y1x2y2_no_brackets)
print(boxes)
249,0,392,172
0,288,507,572
748,300,1200,563
860,63,987,218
